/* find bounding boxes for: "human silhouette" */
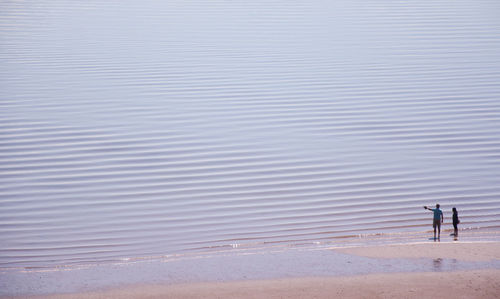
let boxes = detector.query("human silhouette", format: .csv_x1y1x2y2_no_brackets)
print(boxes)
452,207,460,237
423,204,443,240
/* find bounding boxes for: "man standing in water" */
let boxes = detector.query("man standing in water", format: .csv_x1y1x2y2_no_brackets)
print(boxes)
423,204,444,240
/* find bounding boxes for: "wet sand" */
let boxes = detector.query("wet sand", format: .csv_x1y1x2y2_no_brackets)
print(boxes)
335,240,500,262
5,241,499,299
7,270,498,299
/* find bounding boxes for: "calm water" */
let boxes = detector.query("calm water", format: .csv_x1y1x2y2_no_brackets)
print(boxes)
1,0,500,269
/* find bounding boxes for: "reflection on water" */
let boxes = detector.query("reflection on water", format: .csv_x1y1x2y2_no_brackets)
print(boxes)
1,0,500,268
433,258,443,271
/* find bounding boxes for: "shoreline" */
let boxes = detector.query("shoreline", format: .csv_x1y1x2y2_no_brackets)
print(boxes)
1,239,499,298
3,227,499,272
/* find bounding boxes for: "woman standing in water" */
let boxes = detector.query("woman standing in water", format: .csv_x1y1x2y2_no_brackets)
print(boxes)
452,207,460,236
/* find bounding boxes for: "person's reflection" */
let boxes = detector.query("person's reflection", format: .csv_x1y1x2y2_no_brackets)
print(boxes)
433,258,443,271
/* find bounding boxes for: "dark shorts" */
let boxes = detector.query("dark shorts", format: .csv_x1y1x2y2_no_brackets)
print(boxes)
433,219,441,229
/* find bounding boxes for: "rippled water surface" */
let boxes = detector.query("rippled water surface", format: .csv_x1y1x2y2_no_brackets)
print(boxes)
1,0,500,268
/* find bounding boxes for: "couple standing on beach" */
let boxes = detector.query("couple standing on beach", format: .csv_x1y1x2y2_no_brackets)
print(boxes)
423,204,460,240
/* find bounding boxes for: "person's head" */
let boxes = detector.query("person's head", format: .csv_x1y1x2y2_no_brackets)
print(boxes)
436,204,440,209
452,207,457,213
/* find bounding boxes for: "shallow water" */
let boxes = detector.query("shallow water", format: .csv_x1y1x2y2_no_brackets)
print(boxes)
1,0,500,269
2,230,500,296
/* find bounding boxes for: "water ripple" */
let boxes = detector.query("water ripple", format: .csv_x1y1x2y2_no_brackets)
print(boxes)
1,0,500,268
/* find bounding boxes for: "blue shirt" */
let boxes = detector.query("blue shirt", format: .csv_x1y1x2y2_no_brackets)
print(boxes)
431,208,443,220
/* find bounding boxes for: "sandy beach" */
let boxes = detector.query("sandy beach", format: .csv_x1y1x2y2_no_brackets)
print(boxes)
5,241,499,299
12,269,497,299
